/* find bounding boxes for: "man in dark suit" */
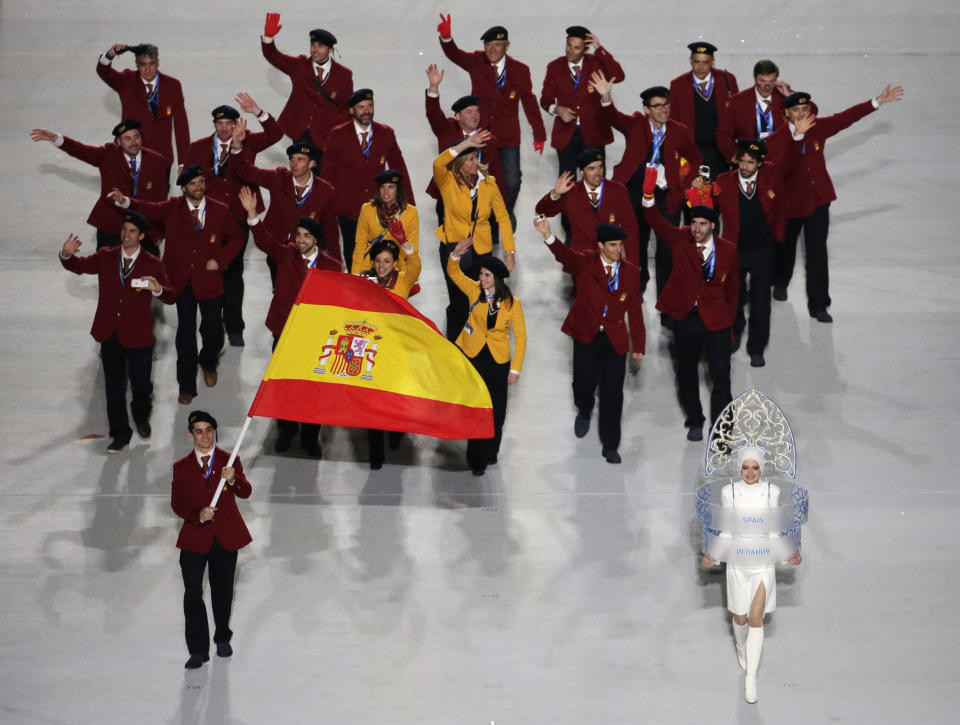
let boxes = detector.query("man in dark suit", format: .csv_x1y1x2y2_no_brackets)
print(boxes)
537,218,645,464
437,15,547,229
32,119,167,251
172,410,252,669
97,42,189,175
642,169,738,442
58,212,176,452
715,59,791,163
260,13,353,159
322,89,415,265
668,41,739,179
109,166,243,403
183,95,283,346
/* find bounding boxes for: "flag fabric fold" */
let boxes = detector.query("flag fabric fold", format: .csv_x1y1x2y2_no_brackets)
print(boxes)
248,270,494,439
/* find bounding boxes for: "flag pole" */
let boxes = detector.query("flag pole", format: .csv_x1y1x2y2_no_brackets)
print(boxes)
209,415,254,507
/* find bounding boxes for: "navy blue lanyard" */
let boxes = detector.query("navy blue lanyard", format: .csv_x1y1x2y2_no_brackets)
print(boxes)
693,73,713,98
755,100,773,134
587,181,604,211
296,184,313,208
650,126,665,164
118,254,136,286
201,450,215,484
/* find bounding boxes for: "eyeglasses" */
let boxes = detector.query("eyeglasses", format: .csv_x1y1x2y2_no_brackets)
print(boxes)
647,101,671,110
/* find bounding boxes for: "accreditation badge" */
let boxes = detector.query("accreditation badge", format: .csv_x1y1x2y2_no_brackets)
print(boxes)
767,190,775,199
146,182,153,190
509,90,516,99
166,106,173,117
609,214,616,223
619,293,627,302
210,235,217,244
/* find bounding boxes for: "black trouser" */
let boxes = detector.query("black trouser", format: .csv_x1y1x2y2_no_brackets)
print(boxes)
338,215,359,272
222,222,250,336
100,334,153,442
175,284,223,396
734,245,775,355
467,345,510,469
179,537,237,656
627,185,678,296
497,145,520,231
556,128,588,243
573,331,626,452
271,336,321,444
775,203,831,313
673,309,732,429
439,242,478,341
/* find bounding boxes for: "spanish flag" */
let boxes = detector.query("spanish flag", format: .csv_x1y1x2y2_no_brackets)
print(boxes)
248,270,494,439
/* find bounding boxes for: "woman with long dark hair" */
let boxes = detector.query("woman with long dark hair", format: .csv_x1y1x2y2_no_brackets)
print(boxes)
351,170,419,275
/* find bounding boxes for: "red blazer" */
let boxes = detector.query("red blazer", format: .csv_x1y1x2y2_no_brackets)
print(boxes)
668,69,739,140
644,205,738,330
534,179,640,263
96,61,189,166
765,100,877,219
440,38,547,147
261,39,353,146
61,246,175,347
716,87,785,162
546,238,645,355
130,196,242,300
250,221,341,337
233,156,341,264
183,114,283,221
321,120,415,220
603,105,701,214
171,447,252,553
540,48,625,149
424,92,506,199
58,137,167,243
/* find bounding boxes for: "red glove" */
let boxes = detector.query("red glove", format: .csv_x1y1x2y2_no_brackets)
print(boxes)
264,12,282,38
387,218,406,244
685,187,715,208
642,166,658,197
437,13,452,39
533,140,545,155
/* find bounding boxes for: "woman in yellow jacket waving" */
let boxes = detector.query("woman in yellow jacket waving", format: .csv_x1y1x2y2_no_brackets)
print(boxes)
351,170,419,275
433,132,516,340
447,237,525,476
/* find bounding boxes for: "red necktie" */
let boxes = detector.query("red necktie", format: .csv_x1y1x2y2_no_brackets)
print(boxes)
122,257,132,275
295,185,304,202
606,264,614,282
316,66,325,83
745,181,756,195
190,208,200,227
699,81,708,94
201,454,210,475
219,143,229,162
589,191,599,209
697,244,707,264
571,64,580,83
360,131,370,153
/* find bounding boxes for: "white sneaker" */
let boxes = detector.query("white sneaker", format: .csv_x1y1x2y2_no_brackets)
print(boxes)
736,642,746,672
744,676,758,704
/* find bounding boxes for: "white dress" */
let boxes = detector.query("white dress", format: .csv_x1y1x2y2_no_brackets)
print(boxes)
721,479,780,615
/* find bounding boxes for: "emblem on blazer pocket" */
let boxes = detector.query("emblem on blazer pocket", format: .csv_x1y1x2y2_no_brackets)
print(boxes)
331,91,337,99
309,212,316,218
814,142,821,151
210,235,217,244
587,86,595,93
767,190,775,198
146,182,153,190
379,156,385,165
609,214,616,223
720,274,726,283
509,90,516,99
619,293,627,302
166,106,173,117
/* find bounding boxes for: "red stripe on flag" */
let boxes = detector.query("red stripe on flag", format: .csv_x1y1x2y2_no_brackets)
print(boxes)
248,378,494,440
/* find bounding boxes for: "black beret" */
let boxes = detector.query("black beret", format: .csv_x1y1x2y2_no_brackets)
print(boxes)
689,205,718,224
187,410,218,430
452,95,481,113
128,44,156,57
211,105,240,121
566,25,591,40
309,28,337,46
640,86,670,104
297,216,324,240
375,169,403,186
687,41,718,56
596,223,627,242
480,26,509,42
176,164,204,186
286,142,319,160
475,254,509,279
736,138,767,160
368,239,401,260
121,210,150,232
112,118,141,137
348,88,374,107
784,91,812,109
576,147,605,170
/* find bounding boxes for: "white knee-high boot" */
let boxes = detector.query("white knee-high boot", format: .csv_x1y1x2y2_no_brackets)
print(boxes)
733,621,748,671
744,626,764,703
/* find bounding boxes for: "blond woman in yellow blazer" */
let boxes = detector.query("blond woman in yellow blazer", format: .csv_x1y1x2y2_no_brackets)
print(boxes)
433,131,516,340
351,170,419,275
448,237,526,476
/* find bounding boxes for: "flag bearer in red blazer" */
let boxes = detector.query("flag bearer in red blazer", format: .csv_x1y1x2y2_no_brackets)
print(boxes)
641,169,737,443
172,410,252,670
59,212,175,453
260,13,353,159
537,218,645,465
97,42,189,174
109,166,243,403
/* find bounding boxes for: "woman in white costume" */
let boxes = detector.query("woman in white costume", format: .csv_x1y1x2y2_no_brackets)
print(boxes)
701,445,802,704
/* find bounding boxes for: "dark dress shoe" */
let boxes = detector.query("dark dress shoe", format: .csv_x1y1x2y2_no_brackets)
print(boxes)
203,369,218,387
772,286,788,301
574,413,590,438
602,449,622,464
184,653,209,669
687,426,704,442
216,641,232,658
301,439,323,457
487,454,498,465
274,431,294,453
812,309,833,323
106,438,128,454
135,420,151,439
471,466,486,476
178,393,195,405
370,460,383,470
750,354,766,368
228,332,244,347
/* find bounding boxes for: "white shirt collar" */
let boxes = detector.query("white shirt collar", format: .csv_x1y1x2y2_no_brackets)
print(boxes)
584,179,602,194
141,74,158,89
649,119,665,135
121,246,141,264
491,56,506,75
294,174,314,192
125,150,142,168
567,59,584,72
697,234,715,255
739,170,758,189
194,448,215,467
755,87,772,105
313,57,332,75
354,119,373,141
302,247,319,264
186,196,207,214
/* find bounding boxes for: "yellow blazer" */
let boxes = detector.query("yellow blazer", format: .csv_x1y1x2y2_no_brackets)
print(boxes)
351,202,420,274
362,246,422,300
433,149,515,255
447,255,526,372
